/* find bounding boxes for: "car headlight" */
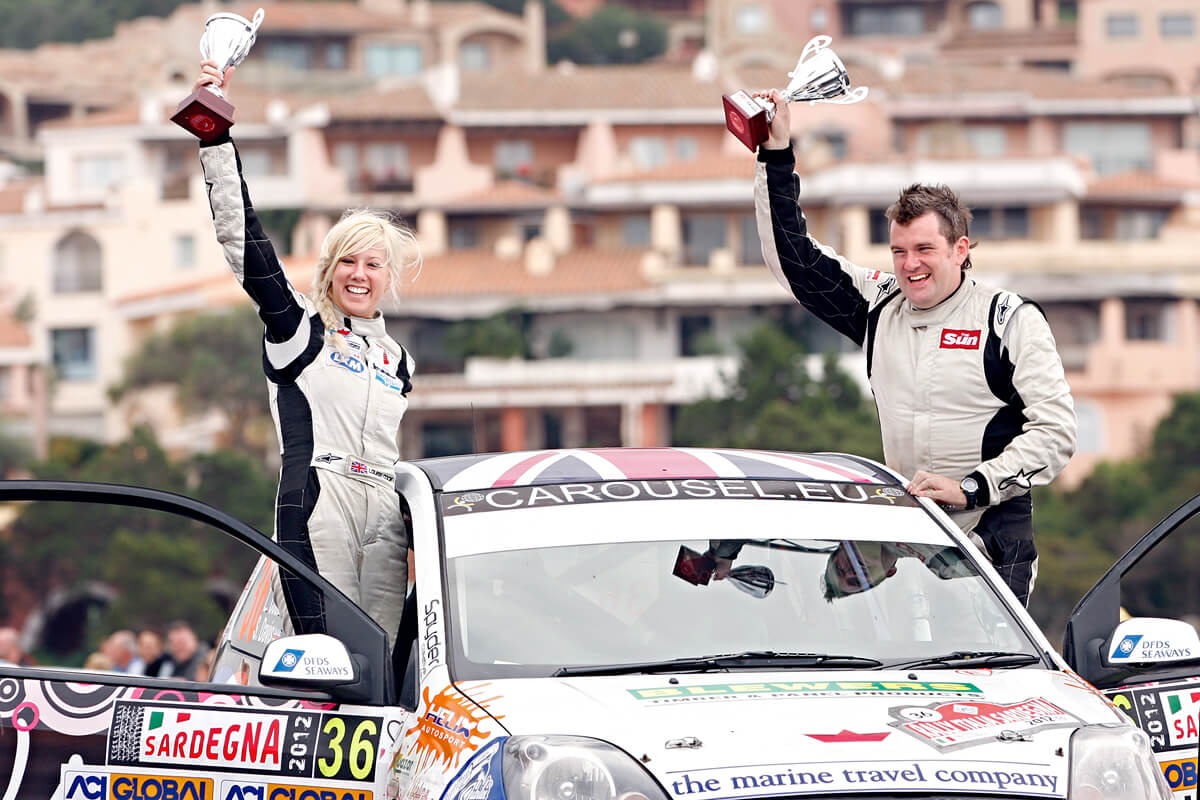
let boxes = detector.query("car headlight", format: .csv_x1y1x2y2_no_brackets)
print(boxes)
502,736,669,800
1068,724,1171,800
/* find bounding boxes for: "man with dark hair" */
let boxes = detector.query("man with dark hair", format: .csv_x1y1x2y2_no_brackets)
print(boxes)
751,89,1077,606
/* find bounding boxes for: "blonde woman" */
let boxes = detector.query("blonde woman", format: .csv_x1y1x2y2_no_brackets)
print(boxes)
194,60,418,651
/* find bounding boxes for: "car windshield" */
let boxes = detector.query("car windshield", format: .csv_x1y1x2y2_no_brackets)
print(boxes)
441,489,1040,679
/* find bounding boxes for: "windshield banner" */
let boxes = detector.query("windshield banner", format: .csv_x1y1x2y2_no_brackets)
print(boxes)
440,479,916,515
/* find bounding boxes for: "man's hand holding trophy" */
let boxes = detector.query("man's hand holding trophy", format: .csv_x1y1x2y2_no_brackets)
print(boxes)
171,8,265,141
723,35,868,152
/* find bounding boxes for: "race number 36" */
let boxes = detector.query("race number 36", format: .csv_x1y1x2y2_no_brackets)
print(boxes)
315,714,381,782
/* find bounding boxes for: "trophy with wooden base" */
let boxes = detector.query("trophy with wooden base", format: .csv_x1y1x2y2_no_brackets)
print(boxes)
723,35,869,152
171,8,265,142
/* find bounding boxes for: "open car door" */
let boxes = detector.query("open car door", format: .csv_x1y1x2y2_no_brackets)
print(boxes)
1065,492,1200,800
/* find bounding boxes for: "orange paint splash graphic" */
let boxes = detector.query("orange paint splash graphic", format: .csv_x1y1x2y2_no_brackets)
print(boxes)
406,682,502,772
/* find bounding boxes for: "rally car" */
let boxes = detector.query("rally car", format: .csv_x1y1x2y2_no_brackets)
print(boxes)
0,448,1197,800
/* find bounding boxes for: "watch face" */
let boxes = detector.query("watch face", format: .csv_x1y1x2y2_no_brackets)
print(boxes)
961,476,979,494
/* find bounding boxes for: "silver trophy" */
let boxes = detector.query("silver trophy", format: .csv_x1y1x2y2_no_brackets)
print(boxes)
171,8,266,141
723,35,869,151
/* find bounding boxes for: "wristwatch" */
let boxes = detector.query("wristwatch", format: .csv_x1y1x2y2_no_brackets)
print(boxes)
960,475,980,511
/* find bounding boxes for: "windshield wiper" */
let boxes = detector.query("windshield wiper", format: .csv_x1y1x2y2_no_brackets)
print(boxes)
887,650,1042,670
552,651,883,677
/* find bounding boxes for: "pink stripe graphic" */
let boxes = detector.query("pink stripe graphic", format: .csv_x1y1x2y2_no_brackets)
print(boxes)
494,452,558,486
588,448,718,480
764,452,874,483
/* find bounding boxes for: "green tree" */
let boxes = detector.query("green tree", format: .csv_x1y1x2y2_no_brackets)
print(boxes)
674,323,883,459
433,0,570,28
0,0,190,47
7,427,274,660
548,5,667,65
445,309,530,360
109,307,272,457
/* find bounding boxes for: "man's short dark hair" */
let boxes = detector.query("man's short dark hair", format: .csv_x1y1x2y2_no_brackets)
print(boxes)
885,183,976,269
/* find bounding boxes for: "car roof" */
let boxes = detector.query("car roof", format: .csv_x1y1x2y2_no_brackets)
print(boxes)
413,447,899,493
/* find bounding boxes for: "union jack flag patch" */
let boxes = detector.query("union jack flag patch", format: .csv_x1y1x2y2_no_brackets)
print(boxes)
350,461,368,475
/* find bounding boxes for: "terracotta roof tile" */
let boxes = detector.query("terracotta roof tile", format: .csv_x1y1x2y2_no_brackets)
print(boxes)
456,64,727,112
599,154,753,183
118,248,651,308
1086,171,1200,200
0,178,37,215
0,314,32,348
442,180,562,210
406,248,651,298
325,85,442,121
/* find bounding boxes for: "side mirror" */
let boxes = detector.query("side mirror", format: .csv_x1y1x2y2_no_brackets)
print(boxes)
1103,618,1200,667
260,634,372,701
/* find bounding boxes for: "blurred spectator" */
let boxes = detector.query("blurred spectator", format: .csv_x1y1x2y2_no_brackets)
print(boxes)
138,628,169,677
194,648,217,683
162,620,211,680
0,626,34,666
103,630,145,674
83,651,114,671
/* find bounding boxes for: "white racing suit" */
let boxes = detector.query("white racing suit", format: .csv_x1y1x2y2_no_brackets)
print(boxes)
755,147,1076,605
201,133,414,648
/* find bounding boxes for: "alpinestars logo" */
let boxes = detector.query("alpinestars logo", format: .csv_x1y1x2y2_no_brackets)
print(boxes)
997,466,1046,491
996,295,1013,325
314,453,342,464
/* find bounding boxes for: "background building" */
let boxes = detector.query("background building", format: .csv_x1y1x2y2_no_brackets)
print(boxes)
0,0,1197,489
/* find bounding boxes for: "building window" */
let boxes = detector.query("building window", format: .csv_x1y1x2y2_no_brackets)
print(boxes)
449,223,480,249
365,43,422,76
682,214,726,266
1115,208,1167,240
334,142,359,186
966,1,1003,30
1063,121,1152,174
1057,1,1078,23
325,42,348,69
869,208,890,245
738,214,762,265
1074,401,1104,454
675,136,698,161
174,234,195,270
75,154,124,191
679,314,716,356
364,142,411,189
460,42,490,71
629,136,668,170
810,6,829,30
263,40,313,69
1125,301,1169,341
1160,13,1194,37
1105,13,1139,37
53,231,103,293
495,140,534,178
847,5,926,36
52,327,96,380
237,144,284,177
622,216,651,247
735,4,768,33
813,129,848,160
421,422,474,458
971,207,1029,239
965,125,1007,156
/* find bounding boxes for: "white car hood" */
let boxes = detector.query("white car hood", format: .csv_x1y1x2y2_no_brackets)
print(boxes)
460,669,1126,799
